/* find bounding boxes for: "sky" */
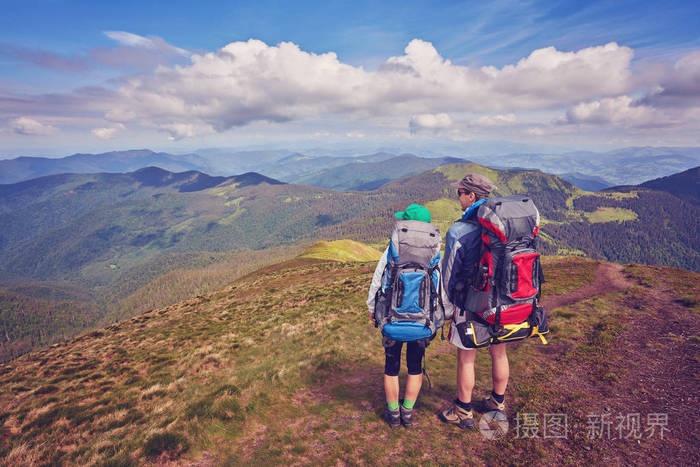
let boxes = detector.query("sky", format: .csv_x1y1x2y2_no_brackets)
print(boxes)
1,0,700,157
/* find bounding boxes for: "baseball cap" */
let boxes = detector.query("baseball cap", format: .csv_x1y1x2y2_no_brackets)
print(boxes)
394,203,431,223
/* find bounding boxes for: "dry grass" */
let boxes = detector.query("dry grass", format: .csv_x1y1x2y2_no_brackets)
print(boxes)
0,256,697,465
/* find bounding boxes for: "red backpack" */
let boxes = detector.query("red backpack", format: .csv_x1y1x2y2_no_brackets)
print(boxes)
463,195,544,327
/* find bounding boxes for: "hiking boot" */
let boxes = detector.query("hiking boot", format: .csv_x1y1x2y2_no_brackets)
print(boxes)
384,408,401,428
439,401,474,429
483,395,506,413
400,405,413,427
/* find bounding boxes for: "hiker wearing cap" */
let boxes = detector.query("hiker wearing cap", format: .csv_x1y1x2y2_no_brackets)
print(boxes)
367,203,442,428
439,173,509,429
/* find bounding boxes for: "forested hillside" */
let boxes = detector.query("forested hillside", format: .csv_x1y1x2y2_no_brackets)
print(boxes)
550,189,700,270
314,163,699,271
637,166,700,205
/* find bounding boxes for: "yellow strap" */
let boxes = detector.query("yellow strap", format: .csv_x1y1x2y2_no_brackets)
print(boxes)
531,326,548,344
504,322,530,331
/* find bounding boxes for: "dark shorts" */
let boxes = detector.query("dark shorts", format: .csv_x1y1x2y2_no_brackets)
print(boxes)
384,339,425,376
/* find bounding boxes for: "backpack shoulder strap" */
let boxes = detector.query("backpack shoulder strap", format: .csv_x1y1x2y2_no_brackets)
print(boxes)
457,217,480,226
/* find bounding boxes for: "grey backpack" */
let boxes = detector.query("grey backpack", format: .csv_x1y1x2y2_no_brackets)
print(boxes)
373,220,443,343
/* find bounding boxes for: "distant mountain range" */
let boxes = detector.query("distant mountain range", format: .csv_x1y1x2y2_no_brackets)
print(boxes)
475,146,700,186
2,146,699,190
0,149,207,184
550,172,611,191
0,148,397,185
288,155,466,190
3,162,695,294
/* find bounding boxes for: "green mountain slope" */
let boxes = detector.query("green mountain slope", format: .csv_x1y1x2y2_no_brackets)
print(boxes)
314,162,699,271
0,256,697,465
0,167,290,284
312,162,578,246
637,165,700,205
0,288,99,363
558,172,612,191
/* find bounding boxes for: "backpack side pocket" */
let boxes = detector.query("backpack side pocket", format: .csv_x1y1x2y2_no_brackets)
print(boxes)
503,249,539,301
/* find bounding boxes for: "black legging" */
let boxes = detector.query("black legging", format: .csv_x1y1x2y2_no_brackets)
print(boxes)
384,340,425,376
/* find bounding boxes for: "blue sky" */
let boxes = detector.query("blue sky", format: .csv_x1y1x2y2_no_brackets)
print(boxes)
1,0,700,156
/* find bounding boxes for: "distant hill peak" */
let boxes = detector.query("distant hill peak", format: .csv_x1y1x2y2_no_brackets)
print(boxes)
78,148,156,158
230,172,285,187
637,165,699,205
129,167,284,191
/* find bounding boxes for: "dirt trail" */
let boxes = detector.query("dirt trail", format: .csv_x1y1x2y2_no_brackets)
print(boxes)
541,262,634,310
541,266,700,464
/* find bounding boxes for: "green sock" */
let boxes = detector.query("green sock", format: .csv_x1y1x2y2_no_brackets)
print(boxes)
402,399,415,410
387,401,399,411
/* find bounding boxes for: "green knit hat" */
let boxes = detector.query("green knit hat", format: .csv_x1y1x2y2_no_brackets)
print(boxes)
394,204,431,223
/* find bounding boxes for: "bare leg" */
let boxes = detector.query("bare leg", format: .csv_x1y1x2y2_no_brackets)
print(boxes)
489,343,509,395
384,375,399,404
456,348,477,402
404,373,423,402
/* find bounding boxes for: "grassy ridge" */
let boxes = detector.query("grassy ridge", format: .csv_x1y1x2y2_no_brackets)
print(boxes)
298,240,383,262
2,256,697,465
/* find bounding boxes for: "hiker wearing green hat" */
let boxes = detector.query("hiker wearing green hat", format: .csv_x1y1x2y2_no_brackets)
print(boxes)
367,203,443,428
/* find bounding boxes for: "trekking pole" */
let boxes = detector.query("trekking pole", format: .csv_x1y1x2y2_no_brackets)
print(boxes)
422,352,432,390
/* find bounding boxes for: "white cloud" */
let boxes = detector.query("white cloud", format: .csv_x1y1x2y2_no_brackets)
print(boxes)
160,122,214,141
410,113,453,133
474,113,517,126
104,31,189,56
525,127,545,136
484,43,633,107
91,123,124,139
640,51,700,108
105,39,638,138
10,117,57,135
561,96,675,128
